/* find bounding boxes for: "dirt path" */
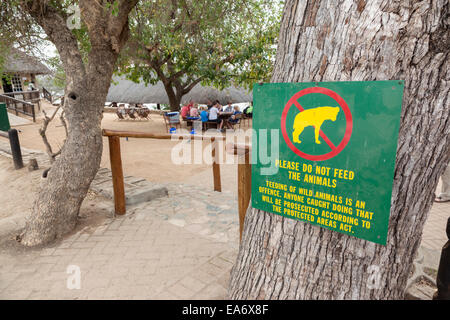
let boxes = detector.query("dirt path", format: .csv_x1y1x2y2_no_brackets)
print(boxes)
0,158,40,221
0,156,112,251
13,107,211,184
12,103,241,193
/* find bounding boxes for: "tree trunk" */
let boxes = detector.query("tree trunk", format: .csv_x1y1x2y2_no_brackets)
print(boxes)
164,82,182,111
22,90,105,245
163,77,201,111
20,0,137,246
21,47,116,246
229,0,449,300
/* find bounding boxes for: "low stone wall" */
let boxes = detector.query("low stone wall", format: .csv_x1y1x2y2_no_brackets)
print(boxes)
90,167,169,205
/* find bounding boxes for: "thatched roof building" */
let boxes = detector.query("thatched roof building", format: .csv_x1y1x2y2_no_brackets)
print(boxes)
1,49,51,93
2,49,51,75
107,76,253,105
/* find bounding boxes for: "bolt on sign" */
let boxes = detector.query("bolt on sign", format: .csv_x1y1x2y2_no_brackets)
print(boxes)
251,81,404,245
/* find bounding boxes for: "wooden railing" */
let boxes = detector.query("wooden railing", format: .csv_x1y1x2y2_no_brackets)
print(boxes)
102,129,224,215
102,129,253,241
42,87,52,103
3,90,41,103
0,94,36,122
3,90,41,112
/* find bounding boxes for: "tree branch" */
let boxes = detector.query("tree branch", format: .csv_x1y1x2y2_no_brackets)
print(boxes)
182,76,205,95
21,0,86,84
149,57,170,85
39,105,66,163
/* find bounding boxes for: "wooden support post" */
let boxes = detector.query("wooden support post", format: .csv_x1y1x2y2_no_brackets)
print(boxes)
212,138,222,192
108,135,126,215
238,151,251,241
8,129,23,169
31,104,36,122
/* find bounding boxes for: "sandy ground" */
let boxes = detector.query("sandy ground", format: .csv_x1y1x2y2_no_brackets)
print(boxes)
0,97,242,253
0,156,113,252
0,101,448,296
0,99,244,243
7,113,32,126
11,101,242,192
0,157,41,221
4,100,447,242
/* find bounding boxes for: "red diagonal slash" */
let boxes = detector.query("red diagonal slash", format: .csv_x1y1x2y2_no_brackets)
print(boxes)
293,100,337,150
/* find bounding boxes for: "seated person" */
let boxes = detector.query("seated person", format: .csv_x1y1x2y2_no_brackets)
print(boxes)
206,100,214,110
189,103,199,118
200,107,209,122
219,106,241,130
180,102,192,119
243,104,253,118
209,103,221,125
118,104,126,115
228,106,242,126
223,101,234,113
211,100,222,112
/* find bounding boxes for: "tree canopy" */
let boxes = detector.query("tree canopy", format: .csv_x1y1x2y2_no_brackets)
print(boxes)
0,0,139,246
117,0,282,110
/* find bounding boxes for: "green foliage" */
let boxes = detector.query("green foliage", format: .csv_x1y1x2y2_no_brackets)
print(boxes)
0,0,120,76
0,44,10,75
105,0,120,17
42,55,66,91
117,0,282,95
0,1,74,71
0,0,29,73
0,0,282,104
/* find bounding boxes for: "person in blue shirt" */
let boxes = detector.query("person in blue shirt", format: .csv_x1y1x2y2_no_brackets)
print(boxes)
199,106,209,131
200,107,209,122
227,106,242,128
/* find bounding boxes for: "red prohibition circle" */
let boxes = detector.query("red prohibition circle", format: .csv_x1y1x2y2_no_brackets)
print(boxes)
280,86,353,161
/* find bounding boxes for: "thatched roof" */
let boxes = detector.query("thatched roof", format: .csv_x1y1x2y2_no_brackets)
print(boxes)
2,49,51,75
107,76,253,105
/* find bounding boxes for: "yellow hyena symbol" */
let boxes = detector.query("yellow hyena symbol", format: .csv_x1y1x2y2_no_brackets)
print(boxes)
292,106,340,144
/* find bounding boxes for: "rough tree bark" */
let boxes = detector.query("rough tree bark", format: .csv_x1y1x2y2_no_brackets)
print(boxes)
163,81,184,112
229,0,449,299
163,60,197,111
164,77,203,111
20,0,138,246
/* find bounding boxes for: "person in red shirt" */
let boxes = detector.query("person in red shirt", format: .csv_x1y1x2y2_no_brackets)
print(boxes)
181,100,195,118
180,105,189,119
180,101,193,119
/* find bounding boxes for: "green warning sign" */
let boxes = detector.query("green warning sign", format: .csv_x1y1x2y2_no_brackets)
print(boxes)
251,81,404,245
0,103,10,132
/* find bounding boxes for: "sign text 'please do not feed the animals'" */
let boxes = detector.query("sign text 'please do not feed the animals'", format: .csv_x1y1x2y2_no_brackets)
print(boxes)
251,81,404,245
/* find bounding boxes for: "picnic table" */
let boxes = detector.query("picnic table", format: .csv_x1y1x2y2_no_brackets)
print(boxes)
219,111,233,118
